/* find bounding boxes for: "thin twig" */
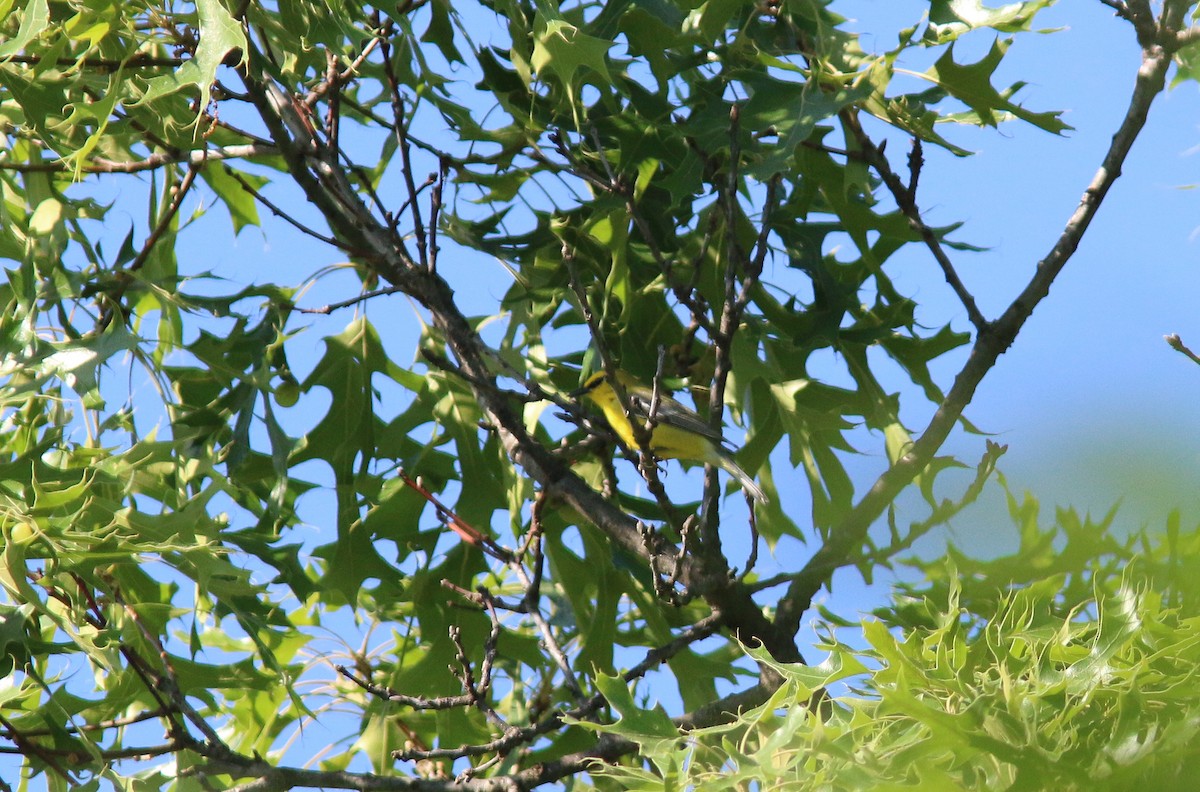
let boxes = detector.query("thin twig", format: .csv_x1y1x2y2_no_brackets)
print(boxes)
241,58,415,283
69,576,191,743
294,284,408,315
862,440,1005,566
699,103,754,551
129,161,202,274
0,144,273,174
114,585,233,757
843,113,989,334
0,707,173,738
738,505,759,581
428,158,448,275
390,171,438,236
446,622,507,728
398,471,514,561
324,52,342,156
338,665,478,710
1165,333,1200,365
225,166,346,250
2,52,188,70
97,161,201,328
511,560,587,704
386,81,430,270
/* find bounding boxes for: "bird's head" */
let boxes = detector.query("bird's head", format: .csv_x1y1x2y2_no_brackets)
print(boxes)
571,370,640,399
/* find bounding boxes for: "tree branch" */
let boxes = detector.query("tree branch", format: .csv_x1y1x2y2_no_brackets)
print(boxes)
774,29,1177,639
1,52,190,70
844,119,990,334
0,144,274,174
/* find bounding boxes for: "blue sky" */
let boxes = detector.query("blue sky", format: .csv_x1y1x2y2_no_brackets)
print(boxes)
835,1,1200,542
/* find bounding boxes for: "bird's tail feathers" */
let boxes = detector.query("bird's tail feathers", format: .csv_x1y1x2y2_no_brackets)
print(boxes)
713,453,768,504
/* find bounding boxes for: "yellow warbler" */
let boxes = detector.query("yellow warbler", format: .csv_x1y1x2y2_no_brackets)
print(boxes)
574,371,768,503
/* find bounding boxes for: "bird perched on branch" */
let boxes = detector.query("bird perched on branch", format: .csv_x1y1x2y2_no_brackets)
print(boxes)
573,370,768,503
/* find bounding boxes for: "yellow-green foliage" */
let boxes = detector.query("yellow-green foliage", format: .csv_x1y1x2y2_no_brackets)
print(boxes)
583,503,1200,791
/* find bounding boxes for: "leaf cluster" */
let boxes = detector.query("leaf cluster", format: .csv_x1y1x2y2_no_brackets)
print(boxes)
590,503,1200,791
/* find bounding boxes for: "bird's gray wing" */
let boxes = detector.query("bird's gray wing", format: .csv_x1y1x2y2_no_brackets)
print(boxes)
626,390,728,444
